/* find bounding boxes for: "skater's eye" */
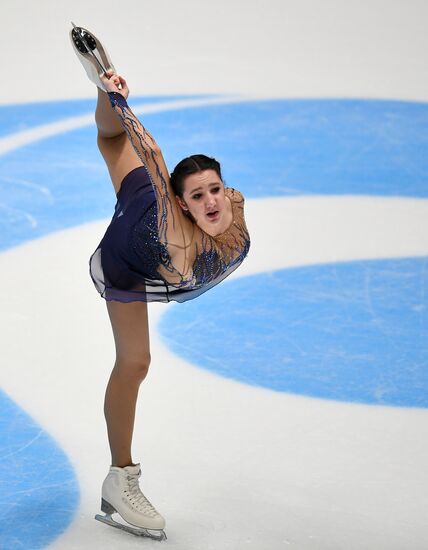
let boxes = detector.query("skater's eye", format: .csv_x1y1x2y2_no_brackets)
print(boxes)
212,187,220,194
192,194,202,200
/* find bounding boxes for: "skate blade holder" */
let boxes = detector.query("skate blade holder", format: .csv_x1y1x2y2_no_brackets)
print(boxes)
70,21,108,77
95,513,167,541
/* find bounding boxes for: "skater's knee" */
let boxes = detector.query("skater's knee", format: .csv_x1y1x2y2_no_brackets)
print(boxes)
115,353,151,382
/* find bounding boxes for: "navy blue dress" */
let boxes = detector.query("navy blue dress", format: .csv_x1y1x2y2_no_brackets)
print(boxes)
89,92,250,303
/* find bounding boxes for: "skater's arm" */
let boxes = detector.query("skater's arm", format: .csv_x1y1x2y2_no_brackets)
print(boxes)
108,91,162,160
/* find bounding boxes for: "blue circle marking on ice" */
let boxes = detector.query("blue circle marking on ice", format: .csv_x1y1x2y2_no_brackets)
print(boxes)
153,98,428,198
159,257,428,408
0,390,80,549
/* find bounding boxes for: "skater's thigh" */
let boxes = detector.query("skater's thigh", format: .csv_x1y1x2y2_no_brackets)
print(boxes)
106,299,150,365
98,132,143,195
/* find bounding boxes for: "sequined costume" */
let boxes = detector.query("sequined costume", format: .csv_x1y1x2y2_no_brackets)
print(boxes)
89,92,250,303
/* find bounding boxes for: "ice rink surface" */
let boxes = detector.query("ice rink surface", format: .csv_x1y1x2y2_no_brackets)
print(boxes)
0,1,428,549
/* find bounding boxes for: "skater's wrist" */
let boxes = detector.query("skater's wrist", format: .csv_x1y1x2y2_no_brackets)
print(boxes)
108,91,128,109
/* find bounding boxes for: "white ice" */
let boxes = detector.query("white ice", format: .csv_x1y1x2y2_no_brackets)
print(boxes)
1,1,428,549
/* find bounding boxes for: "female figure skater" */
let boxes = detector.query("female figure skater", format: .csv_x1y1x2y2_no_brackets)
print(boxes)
70,24,250,540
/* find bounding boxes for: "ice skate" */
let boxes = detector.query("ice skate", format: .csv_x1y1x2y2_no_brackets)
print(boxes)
69,22,116,91
95,464,167,541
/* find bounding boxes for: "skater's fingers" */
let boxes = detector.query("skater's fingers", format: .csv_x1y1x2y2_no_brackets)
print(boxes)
100,74,113,85
100,75,121,94
103,73,119,85
118,76,129,92
99,73,129,99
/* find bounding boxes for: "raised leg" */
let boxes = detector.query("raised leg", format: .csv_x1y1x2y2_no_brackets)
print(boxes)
95,84,143,194
95,85,125,138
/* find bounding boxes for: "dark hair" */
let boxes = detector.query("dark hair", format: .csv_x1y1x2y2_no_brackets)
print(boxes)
170,154,223,198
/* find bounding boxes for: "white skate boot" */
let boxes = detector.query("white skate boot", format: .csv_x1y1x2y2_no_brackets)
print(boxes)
95,463,167,541
69,22,116,91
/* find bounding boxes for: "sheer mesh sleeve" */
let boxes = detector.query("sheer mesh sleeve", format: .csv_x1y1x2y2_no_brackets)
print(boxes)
108,92,188,264
104,91,250,302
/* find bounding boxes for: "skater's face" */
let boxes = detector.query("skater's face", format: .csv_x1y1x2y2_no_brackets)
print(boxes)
177,169,230,236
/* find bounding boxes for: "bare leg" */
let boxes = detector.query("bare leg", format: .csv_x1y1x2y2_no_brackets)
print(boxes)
104,300,151,467
95,87,124,138
95,86,142,194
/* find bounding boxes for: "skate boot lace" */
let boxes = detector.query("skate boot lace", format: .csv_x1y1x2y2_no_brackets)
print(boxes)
125,473,160,518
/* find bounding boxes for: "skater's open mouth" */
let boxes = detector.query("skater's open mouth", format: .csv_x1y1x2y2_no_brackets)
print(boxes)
207,211,219,220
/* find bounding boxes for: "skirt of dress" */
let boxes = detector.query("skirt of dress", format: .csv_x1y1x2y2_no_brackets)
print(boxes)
89,165,167,303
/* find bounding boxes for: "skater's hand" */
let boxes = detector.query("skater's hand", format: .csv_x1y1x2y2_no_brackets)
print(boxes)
101,71,130,99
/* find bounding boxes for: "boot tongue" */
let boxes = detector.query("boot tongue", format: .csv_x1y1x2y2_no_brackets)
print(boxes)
123,463,141,476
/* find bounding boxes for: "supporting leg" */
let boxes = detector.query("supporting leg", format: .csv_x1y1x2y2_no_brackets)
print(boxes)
104,299,151,467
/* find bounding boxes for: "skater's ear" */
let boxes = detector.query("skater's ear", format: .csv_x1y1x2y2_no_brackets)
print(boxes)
176,195,188,211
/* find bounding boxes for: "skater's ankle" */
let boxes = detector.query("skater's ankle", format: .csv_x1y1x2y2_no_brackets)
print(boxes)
112,461,138,468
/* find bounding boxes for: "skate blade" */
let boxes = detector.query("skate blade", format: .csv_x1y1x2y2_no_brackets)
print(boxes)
95,513,167,541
